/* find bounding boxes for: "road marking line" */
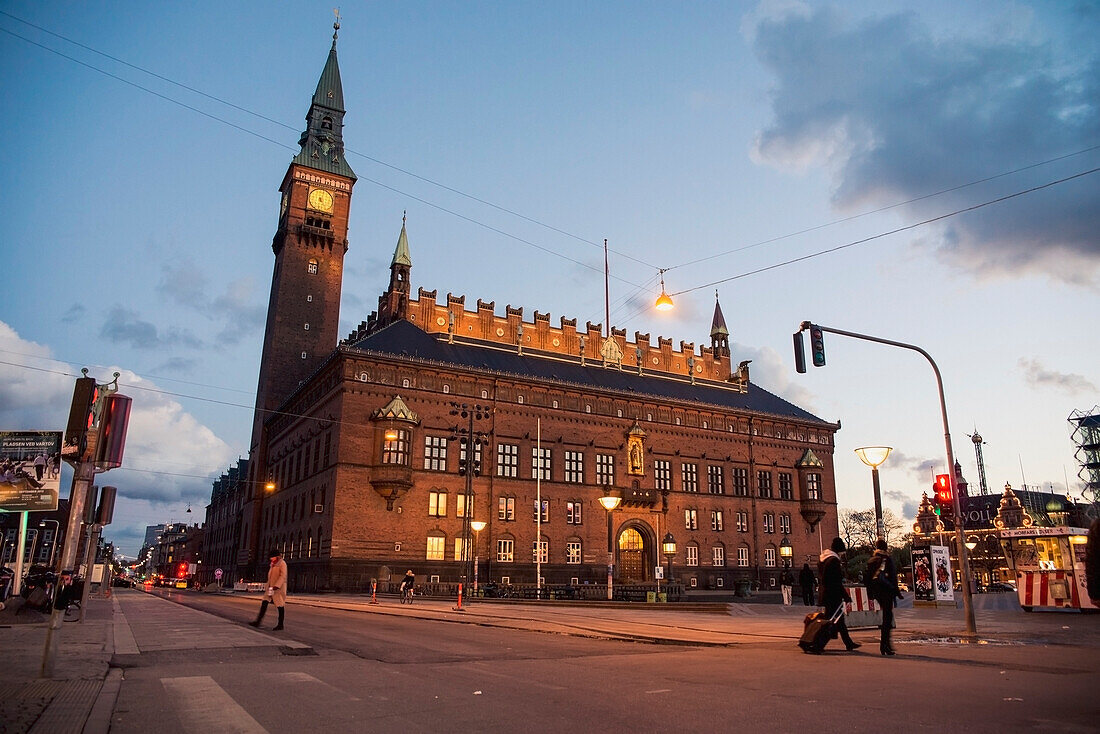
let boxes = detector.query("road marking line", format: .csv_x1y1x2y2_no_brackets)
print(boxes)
271,671,360,700
161,676,268,734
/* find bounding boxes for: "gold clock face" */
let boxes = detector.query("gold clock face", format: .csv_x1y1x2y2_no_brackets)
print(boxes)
308,188,334,213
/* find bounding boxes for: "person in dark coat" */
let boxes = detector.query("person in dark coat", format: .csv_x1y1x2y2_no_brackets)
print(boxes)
798,562,816,606
818,537,860,651
1087,517,1100,608
867,539,903,655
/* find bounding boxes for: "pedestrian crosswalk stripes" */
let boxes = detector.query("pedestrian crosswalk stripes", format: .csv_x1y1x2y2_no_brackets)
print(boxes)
160,676,268,734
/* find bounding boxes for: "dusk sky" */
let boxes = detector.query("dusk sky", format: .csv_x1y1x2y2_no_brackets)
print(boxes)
2,2,1097,557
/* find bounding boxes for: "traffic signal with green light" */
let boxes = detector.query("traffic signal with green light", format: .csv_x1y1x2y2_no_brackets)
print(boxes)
809,325,827,367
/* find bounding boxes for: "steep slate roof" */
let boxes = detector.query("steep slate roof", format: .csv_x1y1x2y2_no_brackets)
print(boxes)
291,31,357,180
347,319,828,425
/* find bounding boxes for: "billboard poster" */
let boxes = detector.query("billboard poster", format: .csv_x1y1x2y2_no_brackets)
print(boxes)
0,430,63,512
930,545,956,602
912,546,935,602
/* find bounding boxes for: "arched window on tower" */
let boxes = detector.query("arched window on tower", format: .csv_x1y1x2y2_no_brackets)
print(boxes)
321,116,333,130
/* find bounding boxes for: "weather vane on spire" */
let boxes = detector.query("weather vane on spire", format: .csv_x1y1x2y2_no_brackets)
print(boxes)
333,7,341,44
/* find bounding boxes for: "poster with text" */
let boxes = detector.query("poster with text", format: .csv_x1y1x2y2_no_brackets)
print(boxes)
912,546,935,602
0,430,63,512
930,545,955,602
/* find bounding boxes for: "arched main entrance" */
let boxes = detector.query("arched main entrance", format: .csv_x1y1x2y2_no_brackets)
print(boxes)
617,523,656,582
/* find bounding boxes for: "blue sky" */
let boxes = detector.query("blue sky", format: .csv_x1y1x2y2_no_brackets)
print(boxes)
1,2,1097,557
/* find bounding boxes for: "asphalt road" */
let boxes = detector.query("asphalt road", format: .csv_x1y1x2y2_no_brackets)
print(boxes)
108,592,1098,733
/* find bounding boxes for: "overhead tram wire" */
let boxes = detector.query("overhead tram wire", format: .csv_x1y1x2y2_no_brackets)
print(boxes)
6,15,1098,299
0,15,656,272
667,167,1100,299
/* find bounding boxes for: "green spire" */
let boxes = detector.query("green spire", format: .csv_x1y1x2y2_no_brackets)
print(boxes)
392,212,412,267
291,20,357,180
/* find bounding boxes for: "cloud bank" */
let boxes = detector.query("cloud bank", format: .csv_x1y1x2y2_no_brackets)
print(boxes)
747,3,1100,284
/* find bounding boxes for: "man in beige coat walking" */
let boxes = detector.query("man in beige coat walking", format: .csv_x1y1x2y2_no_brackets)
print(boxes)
249,549,288,630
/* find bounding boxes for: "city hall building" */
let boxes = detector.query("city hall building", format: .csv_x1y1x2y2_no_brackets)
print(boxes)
212,28,842,594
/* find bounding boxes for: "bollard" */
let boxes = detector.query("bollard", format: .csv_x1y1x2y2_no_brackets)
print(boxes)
452,582,465,612
369,580,379,605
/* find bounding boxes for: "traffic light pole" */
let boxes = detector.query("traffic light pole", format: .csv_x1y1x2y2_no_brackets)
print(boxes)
798,323,977,638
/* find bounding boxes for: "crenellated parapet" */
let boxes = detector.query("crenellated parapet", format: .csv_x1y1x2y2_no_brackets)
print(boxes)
400,292,740,383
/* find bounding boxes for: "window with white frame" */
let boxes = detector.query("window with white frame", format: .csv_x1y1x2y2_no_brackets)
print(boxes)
711,510,724,531
498,496,515,521
758,470,773,498
566,540,581,564
428,490,446,517
532,447,552,480
453,537,469,561
532,540,548,563
533,499,548,523
737,546,749,567
654,460,671,491
566,500,582,525
459,439,482,475
779,513,791,535
685,508,698,530
712,546,725,566
732,467,749,496
496,443,519,477
686,544,699,567
778,472,794,499
497,538,514,562
707,465,724,494
565,451,584,483
681,462,699,493
806,472,822,499
596,453,614,485
763,513,775,534
764,547,776,567
426,535,445,560
736,511,748,532
423,436,447,471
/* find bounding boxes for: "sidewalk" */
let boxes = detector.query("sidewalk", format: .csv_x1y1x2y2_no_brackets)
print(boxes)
1,588,1096,734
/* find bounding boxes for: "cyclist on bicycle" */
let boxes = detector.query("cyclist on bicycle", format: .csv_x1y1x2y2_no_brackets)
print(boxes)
399,570,416,601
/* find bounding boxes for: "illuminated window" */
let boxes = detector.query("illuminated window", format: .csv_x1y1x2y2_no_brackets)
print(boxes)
307,259,318,274
686,545,699,567
565,451,584,483
498,496,515,521
806,472,822,500
532,499,548,523
685,509,698,530
381,429,409,465
711,510,724,532
531,447,551,481
654,460,671,491
496,443,519,477
596,454,614,485
426,535,445,560
497,539,514,563
532,540,548,563
712,546,725,567
428,490,446,517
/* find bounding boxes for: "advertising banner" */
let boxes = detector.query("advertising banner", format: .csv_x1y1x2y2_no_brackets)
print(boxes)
912,546,935,603
0,430,63,512
930,545,955,602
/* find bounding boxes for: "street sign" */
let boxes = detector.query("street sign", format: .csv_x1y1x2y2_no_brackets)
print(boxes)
654,566,664,580
214,568,223,580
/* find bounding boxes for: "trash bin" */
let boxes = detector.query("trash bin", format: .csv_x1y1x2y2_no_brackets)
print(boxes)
735,580,752,598
646,591,656,603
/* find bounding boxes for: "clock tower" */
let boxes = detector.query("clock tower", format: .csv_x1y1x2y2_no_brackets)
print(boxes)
248,22,356,488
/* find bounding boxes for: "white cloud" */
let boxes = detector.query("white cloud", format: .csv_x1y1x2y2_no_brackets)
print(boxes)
1018,357,1097,395
0,322,234,555
746,4,1100,284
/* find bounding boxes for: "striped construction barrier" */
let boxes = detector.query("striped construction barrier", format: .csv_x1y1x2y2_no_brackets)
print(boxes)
844,585,883,629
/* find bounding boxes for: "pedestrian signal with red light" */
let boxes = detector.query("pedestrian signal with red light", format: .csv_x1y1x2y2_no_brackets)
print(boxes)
934,473,952,513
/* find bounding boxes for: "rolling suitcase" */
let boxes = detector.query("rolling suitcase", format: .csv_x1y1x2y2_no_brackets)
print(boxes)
798,605,843,654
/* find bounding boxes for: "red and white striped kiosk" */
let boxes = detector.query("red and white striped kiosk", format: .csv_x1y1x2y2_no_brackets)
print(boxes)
999,526,1091,612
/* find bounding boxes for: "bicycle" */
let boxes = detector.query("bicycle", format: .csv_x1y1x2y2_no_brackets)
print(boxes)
401,586,414,604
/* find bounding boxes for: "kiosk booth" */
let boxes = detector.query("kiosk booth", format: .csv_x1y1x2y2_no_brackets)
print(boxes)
998,526,1091,612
